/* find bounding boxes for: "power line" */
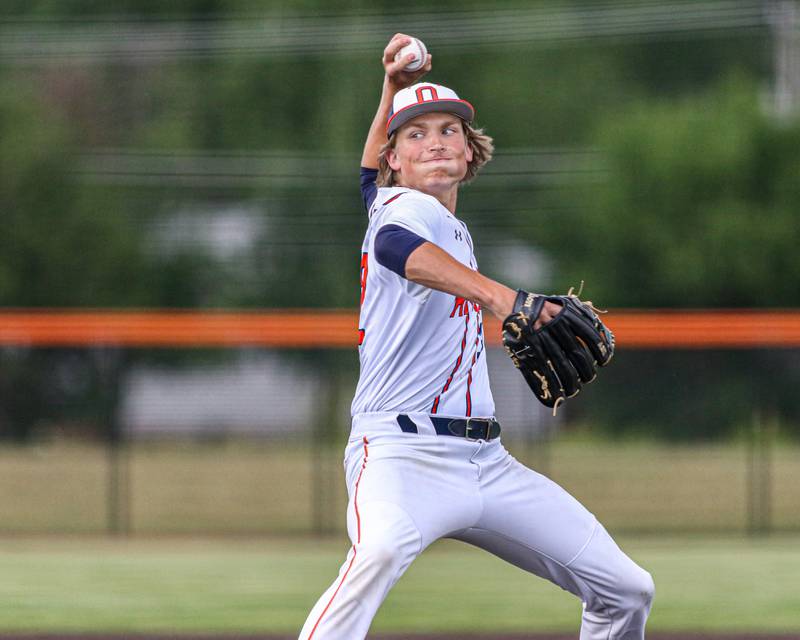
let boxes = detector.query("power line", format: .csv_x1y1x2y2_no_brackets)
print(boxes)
74,147,605,188
0,1,772,64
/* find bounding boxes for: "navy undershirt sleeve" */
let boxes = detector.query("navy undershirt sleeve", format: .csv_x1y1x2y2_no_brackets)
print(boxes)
374,224,427,279
360,167,379,212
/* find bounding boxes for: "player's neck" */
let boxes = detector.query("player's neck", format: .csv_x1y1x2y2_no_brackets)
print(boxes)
436,189,458,214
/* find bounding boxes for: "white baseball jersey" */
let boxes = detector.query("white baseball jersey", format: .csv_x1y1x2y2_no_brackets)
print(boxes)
350,186,494,419
299,84,653,640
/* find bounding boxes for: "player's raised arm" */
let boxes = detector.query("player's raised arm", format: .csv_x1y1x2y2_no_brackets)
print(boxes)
360,34,432,169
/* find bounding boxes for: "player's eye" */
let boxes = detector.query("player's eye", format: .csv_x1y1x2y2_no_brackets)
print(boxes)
409,131,424,139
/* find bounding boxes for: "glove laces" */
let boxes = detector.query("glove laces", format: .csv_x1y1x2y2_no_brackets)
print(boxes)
566,280,607,315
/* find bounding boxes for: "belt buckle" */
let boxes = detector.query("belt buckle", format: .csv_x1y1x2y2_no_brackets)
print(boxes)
464,418,486,441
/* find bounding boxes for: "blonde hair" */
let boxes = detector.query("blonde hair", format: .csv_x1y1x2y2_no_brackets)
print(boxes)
376,121,494,187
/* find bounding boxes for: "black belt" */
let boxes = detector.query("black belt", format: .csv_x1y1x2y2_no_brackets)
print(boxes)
397,414,501,440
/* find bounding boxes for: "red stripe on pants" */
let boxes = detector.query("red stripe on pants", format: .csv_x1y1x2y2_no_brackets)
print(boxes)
307,437,369,639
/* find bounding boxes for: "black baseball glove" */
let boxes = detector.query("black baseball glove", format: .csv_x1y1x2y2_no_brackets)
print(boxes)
502,288,615,412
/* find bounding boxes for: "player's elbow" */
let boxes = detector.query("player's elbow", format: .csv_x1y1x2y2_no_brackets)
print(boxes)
402,245,430,284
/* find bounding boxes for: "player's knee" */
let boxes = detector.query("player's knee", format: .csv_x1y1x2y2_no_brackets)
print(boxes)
357,537,411,572
618,566,655,614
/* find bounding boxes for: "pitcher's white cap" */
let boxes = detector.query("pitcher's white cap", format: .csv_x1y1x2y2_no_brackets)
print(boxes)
386,83,475,137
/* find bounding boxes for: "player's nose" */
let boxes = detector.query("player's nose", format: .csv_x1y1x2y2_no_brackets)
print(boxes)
427,135,446,152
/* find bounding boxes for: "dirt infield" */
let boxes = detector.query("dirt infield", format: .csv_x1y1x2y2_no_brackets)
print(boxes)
0,634,796,640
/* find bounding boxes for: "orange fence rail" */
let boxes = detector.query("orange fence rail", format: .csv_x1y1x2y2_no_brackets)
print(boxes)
1,309,799,348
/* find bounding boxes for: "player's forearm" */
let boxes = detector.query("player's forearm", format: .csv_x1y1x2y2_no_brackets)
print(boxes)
360,79,397,169
405,242,517,321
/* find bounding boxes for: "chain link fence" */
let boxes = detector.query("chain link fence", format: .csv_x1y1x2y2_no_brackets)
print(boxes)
0,343,796,537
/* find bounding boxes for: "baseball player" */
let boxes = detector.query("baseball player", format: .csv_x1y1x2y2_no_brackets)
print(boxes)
298,34,654,640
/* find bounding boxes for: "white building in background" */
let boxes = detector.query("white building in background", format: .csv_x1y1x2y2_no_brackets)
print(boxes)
120,349,557,440
120,354,321,438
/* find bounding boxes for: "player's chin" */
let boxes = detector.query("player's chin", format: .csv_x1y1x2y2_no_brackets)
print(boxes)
422,167,463,188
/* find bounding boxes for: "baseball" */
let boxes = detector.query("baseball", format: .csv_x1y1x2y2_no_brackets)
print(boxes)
395,37,427,72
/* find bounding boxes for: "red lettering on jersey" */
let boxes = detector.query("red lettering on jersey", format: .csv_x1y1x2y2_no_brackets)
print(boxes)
450,297,469,318
358,252,368,346
359,252,368,306
450,297,481,318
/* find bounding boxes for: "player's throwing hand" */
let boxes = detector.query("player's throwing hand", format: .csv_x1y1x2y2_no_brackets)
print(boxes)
382,33,432,91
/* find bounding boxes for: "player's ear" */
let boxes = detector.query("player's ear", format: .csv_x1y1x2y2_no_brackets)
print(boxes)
462,123,474,162
386,147,402,172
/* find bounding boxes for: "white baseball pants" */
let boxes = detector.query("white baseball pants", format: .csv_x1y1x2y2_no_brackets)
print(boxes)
299,417,654,640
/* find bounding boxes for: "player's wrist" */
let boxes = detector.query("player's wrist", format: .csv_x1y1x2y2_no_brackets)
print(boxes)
496,287,518,319
481,283,517,321
382,75,405,99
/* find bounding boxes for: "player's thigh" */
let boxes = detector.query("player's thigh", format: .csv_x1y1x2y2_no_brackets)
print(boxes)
342,433,481,547
450,526,588,599
461,448,651,603
472,448,599,566
452,521,652,615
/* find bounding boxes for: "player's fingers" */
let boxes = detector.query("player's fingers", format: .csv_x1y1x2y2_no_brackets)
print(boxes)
385,53,422,78
407,54,432,77
388,33,411,48
534,301,563,330
383,34,412,63
407,61,431,81
386,52,416,76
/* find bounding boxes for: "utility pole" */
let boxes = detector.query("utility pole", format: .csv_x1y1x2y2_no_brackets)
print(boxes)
769,0,800,118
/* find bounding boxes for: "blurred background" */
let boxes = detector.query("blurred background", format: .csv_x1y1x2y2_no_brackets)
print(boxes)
0,0,799,544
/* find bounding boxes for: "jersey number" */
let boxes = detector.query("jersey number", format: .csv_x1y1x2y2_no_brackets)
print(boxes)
358,252,368,345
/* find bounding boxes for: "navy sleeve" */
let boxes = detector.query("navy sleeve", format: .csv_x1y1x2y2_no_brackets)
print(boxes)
360,167,379,213
374,224,427,279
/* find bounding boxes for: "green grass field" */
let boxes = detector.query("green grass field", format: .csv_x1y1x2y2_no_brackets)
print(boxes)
0,535,798,634
0,439,797,634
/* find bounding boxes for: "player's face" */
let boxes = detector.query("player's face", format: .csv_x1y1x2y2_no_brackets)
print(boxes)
387,113,474,196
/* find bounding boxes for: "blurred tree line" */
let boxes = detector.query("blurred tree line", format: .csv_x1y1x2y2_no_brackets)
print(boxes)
0,0,798,441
